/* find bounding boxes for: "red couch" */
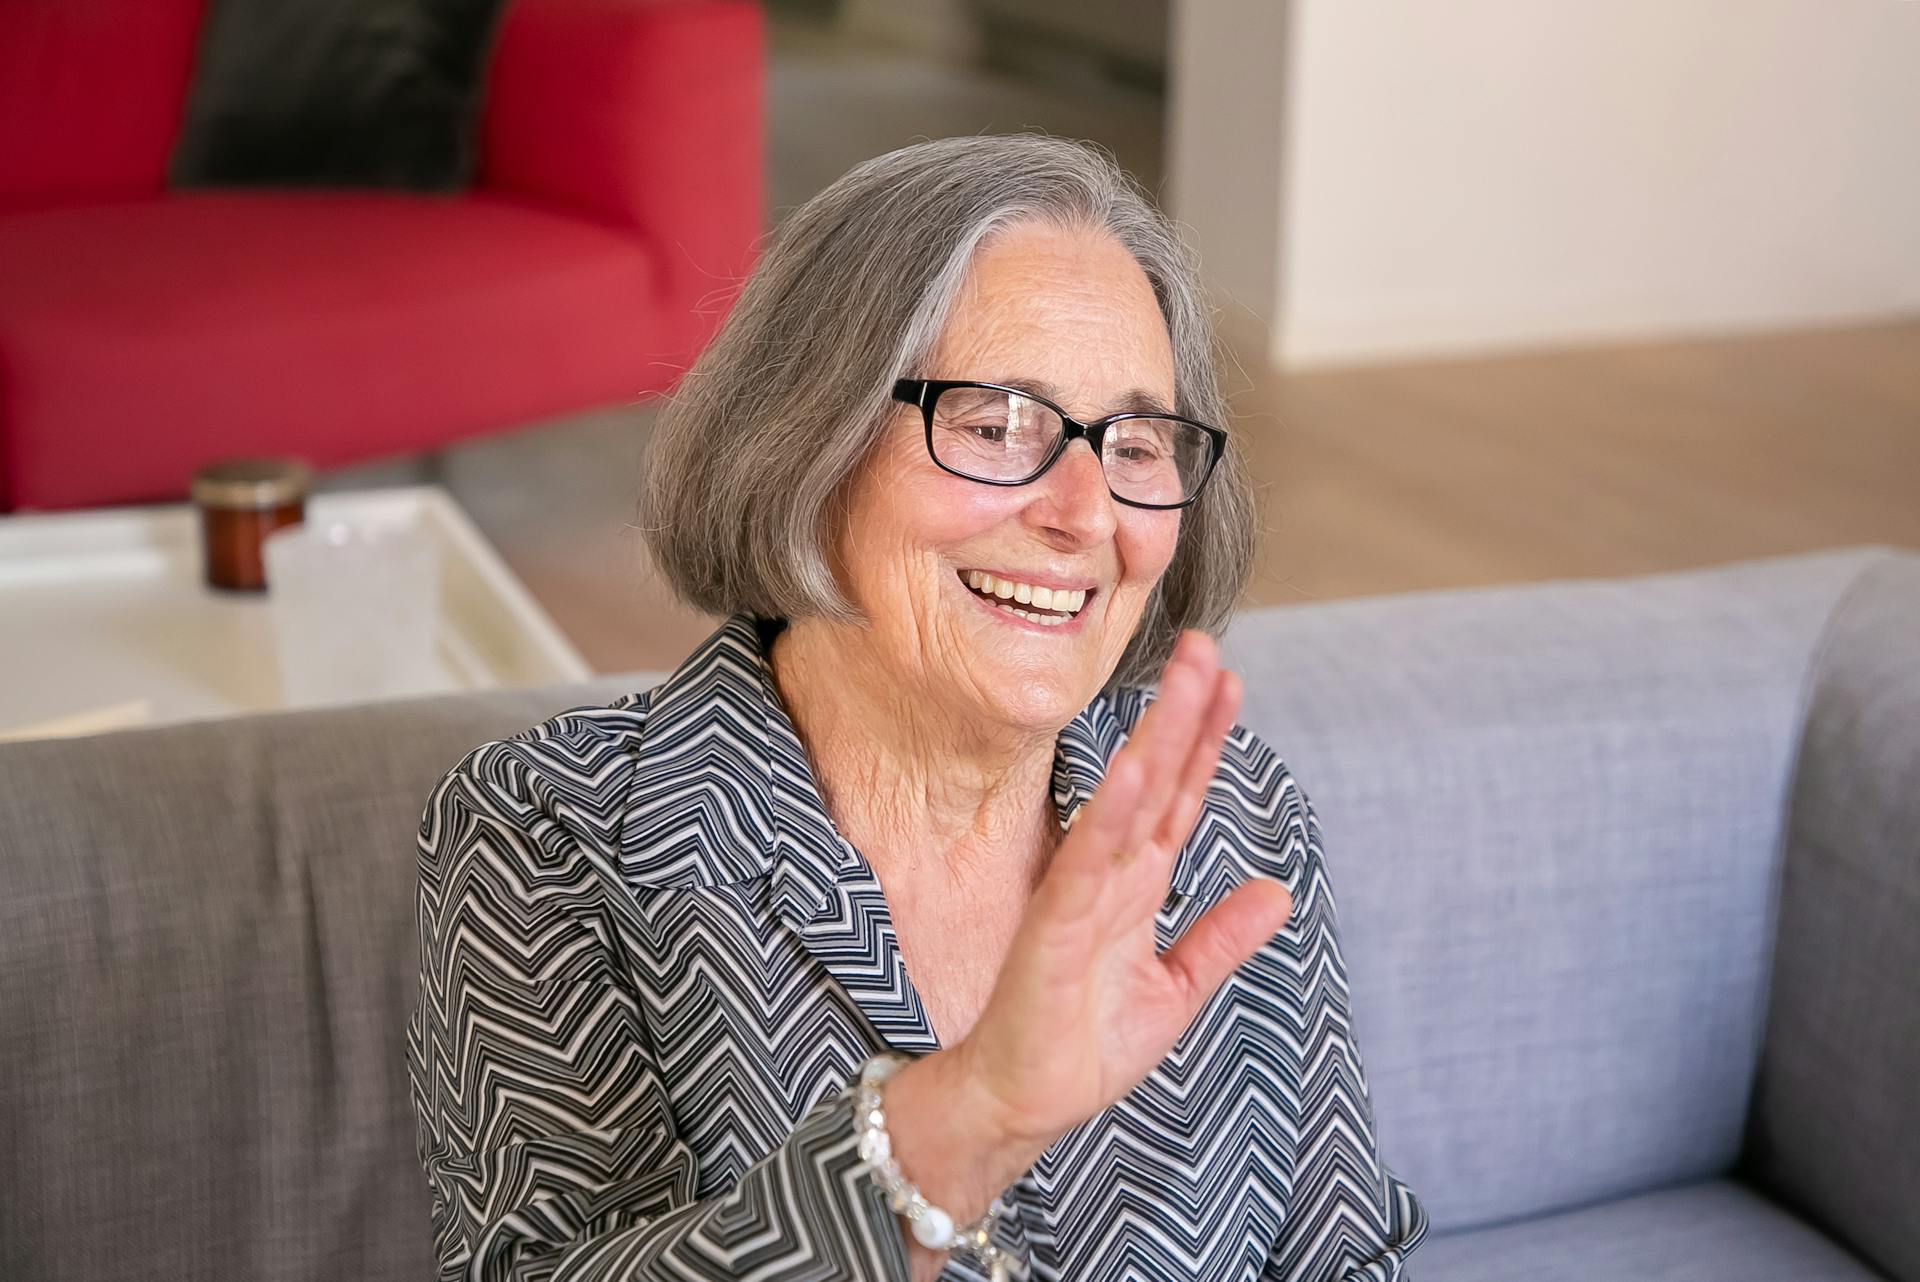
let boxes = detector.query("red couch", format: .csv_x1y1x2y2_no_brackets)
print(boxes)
0,0,763,513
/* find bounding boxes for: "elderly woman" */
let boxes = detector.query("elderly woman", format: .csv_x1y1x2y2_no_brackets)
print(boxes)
405,135,1426,1281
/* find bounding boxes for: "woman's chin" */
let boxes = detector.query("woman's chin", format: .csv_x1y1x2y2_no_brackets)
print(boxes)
958,666,1090,735
936,586,1111,724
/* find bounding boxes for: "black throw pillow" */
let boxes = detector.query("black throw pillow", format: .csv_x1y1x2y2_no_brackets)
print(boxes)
169,0,514,191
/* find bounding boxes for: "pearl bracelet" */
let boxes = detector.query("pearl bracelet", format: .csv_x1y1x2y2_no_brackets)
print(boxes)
852,1053,1015,1280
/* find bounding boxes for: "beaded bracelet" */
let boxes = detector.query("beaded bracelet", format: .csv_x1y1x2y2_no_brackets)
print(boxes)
852,1052,1015,1280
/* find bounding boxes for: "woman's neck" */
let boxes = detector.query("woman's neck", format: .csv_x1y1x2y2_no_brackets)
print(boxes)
767,618,1060,892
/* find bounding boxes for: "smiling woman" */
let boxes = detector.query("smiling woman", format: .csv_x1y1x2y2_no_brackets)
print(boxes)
405,135,1428,1282
642,135,1253,692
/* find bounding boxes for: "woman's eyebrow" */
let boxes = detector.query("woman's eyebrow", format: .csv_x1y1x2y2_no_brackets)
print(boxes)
994,377,1176,417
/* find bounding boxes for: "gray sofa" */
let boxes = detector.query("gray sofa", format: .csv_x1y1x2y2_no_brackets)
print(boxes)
3,545,1914,1282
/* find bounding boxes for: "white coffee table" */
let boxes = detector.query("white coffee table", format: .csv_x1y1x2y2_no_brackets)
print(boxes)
0,484,591,741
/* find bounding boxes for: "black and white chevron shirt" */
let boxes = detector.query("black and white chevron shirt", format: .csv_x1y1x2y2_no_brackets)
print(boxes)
405,612,1428,1281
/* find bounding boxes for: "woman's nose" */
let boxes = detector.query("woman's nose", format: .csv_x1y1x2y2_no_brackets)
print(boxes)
1026,439,1118,545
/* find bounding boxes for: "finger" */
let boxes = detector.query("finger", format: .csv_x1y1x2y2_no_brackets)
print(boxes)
1152,667,1242,856
1118,633,1217,860
1102,635,1217,931
1157,878,1295,1014
1038,633,1213,925
1039,747,1145,914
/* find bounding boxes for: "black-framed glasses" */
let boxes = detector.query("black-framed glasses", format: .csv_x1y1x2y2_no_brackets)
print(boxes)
892,378,1227,510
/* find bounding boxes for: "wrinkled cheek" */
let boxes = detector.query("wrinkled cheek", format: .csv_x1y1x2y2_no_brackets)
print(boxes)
898,564,962,668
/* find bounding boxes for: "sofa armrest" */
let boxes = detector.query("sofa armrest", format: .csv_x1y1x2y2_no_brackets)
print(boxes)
1739,551,1920,1282
0,0,207,209
477,0,763,316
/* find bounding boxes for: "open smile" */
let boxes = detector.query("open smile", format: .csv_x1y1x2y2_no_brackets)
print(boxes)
955,568,1096,630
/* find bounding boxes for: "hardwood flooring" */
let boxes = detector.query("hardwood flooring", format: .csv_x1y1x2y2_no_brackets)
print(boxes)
1234,319,1920,609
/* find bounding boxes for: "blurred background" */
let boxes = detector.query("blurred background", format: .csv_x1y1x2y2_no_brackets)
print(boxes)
3,0,1917,704
349,0,1920,672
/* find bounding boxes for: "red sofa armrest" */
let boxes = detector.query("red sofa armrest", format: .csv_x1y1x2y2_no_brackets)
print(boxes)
0,0,207,209
478,0,763,311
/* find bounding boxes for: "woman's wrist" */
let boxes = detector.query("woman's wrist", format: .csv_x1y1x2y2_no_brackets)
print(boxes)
877,1046,1046,1228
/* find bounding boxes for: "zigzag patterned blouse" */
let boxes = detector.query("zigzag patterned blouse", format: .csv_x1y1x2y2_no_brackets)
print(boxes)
405,613,1428,1281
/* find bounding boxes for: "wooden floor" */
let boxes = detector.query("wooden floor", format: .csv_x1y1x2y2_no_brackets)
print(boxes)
1233,318,1920,609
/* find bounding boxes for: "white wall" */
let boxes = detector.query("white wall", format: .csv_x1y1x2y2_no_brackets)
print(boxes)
1171,0,1920,368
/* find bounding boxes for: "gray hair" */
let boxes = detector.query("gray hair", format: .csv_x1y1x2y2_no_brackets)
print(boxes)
642,133,1256,689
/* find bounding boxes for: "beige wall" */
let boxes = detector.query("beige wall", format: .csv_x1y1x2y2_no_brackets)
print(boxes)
1171,0,1920,368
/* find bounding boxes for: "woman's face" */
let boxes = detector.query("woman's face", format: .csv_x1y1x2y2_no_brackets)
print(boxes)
831,220,1183,736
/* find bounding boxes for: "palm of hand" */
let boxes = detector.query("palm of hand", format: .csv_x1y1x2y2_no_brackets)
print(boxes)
959,632,1295,1148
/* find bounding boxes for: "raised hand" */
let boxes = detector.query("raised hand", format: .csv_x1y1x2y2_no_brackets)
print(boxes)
884,629,1295,1232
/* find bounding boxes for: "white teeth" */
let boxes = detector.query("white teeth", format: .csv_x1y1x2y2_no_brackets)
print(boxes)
963,570,1091,618
997,601,1072,626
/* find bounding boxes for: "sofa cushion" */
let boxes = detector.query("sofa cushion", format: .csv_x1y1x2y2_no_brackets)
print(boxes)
1413,1178,1887,1282
0,192,688,511
1218,547,1899,1232
1739,554,1920,1282
0,0,206,208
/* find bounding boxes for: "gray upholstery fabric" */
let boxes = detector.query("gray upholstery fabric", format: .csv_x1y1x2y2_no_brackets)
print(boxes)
1739,554,1920,1282
1218,545,1900,1232
1412,1178,1890,1281
1,544,1913,1282
0,675,649,1282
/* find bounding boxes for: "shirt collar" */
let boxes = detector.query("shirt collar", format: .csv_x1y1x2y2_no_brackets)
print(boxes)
617,612,1216,924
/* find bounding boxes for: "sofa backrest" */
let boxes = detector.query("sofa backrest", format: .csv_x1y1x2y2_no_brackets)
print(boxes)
1218,545,1898,1233
1737,554,1920,1282
0,673,650,1282
0,0,207,210
0,546,1903,1277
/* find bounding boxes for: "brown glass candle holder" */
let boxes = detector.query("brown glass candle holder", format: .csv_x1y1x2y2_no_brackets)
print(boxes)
189,457,314,592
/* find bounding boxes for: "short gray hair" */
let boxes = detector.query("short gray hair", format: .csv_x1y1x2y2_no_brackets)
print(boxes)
642,133,1256,689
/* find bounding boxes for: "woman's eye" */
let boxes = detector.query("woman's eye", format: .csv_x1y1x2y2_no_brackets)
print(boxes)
960,422,1008,443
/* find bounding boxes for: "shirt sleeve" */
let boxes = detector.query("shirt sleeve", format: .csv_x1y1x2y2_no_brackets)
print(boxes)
404,740,912,1282
1262,784,1431,1282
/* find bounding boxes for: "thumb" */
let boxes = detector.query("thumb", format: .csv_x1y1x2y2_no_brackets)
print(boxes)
1158,879,1294,1011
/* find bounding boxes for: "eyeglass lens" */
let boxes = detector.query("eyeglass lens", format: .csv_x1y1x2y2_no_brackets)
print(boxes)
928,386,1212,506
